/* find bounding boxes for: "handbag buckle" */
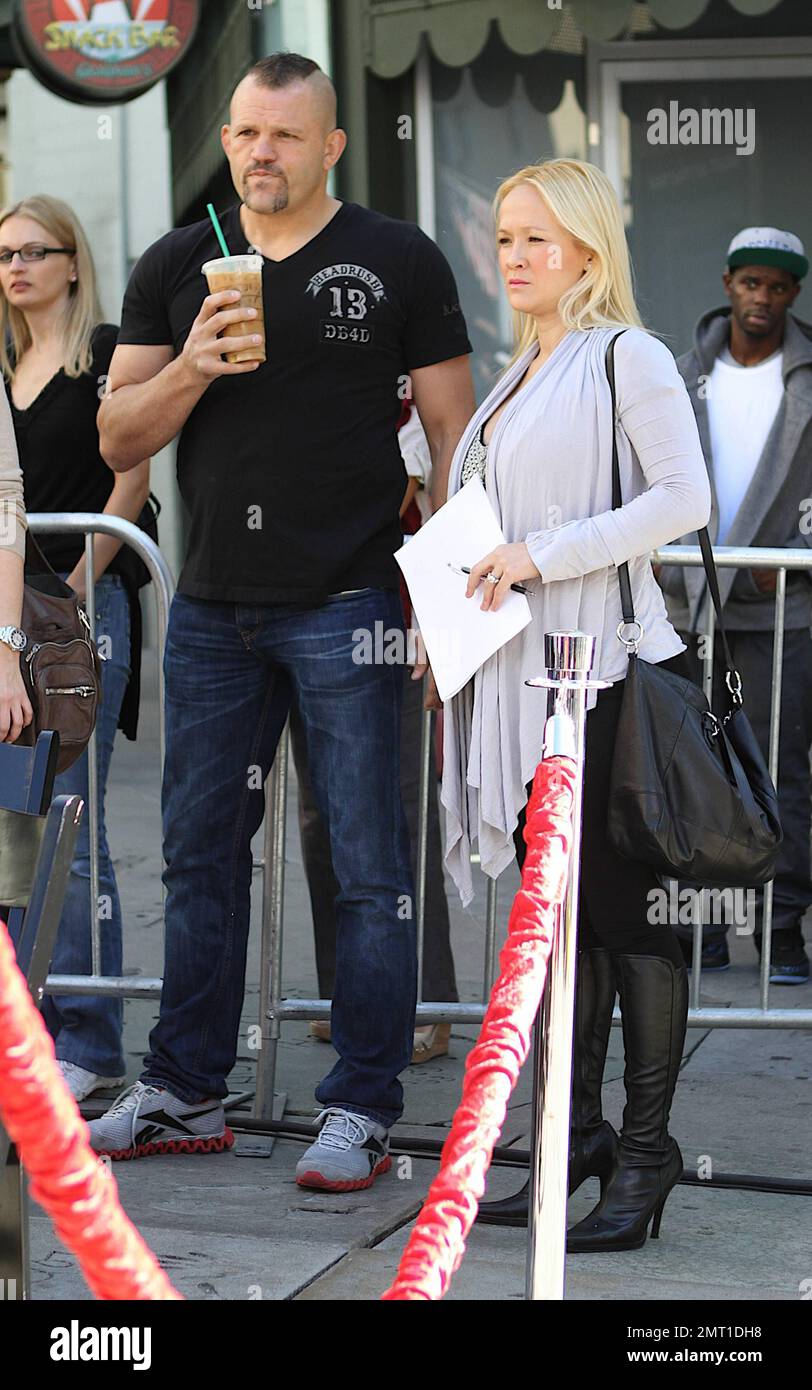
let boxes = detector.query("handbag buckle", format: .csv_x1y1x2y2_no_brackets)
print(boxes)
616,619,644,654
725,668,743,705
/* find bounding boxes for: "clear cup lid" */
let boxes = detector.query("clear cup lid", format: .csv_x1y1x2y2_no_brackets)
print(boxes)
202,255,263,275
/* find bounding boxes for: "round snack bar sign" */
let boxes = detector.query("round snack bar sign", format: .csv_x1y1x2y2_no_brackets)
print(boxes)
15,0,200,103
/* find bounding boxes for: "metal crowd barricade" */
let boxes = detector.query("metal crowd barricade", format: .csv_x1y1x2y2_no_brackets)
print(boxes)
658,542,812,1023
21,523,812,1115
28,514,174,1006
255,543,812,1121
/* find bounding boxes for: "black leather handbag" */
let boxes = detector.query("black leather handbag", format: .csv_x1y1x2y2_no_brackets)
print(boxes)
604,333,782,889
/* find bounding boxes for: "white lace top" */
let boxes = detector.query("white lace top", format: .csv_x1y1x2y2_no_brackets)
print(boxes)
460,424,488,485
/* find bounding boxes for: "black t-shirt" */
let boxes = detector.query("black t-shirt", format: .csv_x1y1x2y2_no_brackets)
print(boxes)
118,201,472,604
9,323,119,575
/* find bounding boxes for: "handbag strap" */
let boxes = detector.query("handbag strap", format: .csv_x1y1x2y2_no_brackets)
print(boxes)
604,332,741,702
24,528,72,592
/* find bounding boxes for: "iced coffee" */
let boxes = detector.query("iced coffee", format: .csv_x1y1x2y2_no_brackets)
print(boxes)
202,254,266,363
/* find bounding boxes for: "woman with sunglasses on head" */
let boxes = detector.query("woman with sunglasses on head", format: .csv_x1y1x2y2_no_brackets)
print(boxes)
0,195,152,1101
431,160,711,1250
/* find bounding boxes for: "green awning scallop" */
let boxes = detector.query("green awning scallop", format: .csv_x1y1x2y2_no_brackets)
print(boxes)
362,0,787,78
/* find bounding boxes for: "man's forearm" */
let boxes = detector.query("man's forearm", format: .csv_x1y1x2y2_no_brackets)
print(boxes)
99,356,209,472
66,478,151,594
430,428,464,511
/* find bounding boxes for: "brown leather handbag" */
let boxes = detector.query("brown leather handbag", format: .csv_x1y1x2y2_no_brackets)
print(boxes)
15,533,103,773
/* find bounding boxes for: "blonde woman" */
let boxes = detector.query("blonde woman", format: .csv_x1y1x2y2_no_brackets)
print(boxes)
0,195,150,1100
437,160,711,1249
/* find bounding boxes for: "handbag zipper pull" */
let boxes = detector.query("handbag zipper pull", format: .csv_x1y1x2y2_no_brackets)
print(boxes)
44,686,95,697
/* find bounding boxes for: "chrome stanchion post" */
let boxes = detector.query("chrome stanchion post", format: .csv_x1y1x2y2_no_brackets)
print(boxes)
524,632,609,1301
254,724,289,1122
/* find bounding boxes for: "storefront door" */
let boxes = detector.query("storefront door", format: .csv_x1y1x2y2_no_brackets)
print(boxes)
593,43,812,351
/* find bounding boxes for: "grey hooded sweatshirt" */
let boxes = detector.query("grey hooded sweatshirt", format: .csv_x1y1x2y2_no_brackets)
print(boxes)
660,306,812,632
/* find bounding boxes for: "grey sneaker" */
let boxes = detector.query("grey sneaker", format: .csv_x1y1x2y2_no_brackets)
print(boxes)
57,1061,126,1102
295,1108,391,1191
87,1081,234,1161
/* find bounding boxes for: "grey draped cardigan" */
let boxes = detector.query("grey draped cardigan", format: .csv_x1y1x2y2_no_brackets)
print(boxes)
440,325,711,906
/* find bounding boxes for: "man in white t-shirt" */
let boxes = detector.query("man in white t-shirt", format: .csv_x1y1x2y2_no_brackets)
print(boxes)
661,227,812,984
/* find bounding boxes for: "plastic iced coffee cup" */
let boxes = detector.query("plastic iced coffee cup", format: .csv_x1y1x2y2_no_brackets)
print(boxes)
202,254,266,364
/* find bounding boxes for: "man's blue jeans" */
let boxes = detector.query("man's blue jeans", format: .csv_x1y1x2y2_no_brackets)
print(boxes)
42,574,130,1077
142,588,417,1127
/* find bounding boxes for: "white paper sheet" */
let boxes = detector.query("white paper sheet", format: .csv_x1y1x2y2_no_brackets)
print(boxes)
395,477,532,701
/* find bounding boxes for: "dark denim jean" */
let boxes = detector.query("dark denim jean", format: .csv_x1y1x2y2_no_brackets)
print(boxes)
290,667,458,1002
41,574,130,1076
142,588,416,1127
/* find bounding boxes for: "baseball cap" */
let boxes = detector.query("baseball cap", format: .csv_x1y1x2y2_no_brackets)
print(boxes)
726,226,808,279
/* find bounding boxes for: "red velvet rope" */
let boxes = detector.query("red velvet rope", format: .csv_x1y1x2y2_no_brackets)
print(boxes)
0,919,181,1301
382,755,577,1301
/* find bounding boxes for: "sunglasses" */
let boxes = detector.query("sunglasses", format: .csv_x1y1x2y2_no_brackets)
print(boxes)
0,244,76,265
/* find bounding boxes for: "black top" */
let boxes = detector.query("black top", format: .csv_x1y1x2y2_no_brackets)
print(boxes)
118,200,472,605
10,323,122,575
7,322,143,740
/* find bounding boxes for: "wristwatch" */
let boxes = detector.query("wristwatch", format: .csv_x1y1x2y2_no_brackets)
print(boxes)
0,625,27,653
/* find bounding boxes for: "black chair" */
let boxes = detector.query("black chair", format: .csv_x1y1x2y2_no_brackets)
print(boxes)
0,733,83,1301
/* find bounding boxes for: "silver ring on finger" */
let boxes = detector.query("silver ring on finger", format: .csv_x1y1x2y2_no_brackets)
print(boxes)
485,571,501,585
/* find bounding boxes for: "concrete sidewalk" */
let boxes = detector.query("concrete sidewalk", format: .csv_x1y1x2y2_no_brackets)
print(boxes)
29,651,812,1302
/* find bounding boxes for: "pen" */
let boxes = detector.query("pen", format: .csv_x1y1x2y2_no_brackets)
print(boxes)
448,563,531,596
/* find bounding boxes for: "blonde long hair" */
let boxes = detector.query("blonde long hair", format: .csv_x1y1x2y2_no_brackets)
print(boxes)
494,159,644,367
0,194,103,381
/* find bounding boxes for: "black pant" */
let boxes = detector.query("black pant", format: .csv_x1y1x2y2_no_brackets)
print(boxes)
514,656,686,968
677,629,812,946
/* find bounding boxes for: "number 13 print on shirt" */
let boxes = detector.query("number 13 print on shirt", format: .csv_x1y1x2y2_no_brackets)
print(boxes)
307,262,387,347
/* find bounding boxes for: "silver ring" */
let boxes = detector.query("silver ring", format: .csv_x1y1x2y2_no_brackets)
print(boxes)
486,571,501,586
616,619,644,654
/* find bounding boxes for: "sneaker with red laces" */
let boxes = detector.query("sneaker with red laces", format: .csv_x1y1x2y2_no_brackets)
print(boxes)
295,1108,391,1191
87,1081,234,1160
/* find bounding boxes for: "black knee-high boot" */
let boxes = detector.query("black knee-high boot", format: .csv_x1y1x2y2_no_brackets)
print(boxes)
477,949,618,1227
566,954,688,1253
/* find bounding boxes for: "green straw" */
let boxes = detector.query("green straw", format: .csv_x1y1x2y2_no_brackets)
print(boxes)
206,203,231,258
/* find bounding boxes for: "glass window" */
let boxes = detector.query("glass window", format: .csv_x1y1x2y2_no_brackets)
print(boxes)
620,75,812,353
432,46,586,398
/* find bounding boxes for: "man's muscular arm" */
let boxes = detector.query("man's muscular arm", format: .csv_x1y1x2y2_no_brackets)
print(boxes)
99,290,263,472
410,355,476,511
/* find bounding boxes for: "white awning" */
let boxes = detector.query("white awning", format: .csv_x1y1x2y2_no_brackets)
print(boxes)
362,0,787,79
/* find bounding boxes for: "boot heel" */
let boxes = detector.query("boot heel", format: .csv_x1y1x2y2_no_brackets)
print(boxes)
596,1148,616,1199
650,1193,667,1239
